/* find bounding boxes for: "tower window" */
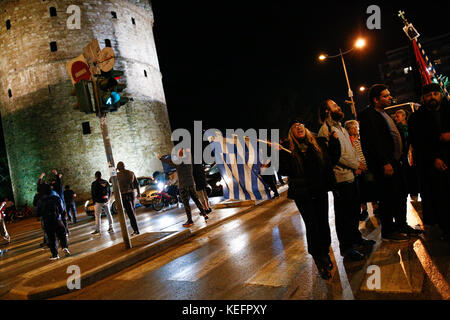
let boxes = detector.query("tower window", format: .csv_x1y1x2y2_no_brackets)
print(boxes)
50,7,57,17
131,18,136,25
8,89,12,98
82,122,91,135
111,11,117,19
144,70,147,77
6,20,11,30
50,42,58,52
105,39,112,47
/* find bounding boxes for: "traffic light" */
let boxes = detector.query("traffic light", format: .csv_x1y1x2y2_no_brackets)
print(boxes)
96,69,130,113
71,80,95,114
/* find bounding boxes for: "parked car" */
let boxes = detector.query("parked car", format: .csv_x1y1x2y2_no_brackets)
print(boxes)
85,176,156,216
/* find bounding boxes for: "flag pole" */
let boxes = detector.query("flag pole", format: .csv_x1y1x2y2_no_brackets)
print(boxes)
398,11,450,101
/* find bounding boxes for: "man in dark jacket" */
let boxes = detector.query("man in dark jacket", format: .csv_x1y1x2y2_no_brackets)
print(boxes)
116,162,140,235
359,84,422,242
36,183,70,260
91,171,114,235
409,83,450,241
159,149,208,227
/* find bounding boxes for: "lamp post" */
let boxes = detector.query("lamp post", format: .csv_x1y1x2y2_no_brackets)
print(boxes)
319,38,366,119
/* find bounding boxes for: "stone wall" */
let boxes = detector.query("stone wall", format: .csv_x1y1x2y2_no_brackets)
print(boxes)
0,0,173,205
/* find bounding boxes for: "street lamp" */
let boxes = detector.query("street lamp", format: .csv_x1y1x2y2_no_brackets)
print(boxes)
318,37,366,119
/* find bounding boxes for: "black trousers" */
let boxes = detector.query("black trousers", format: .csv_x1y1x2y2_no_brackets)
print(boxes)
122,193,139,233
294,192,331,258
377,161,408,236
333,180,363,253
179,186,205,222
45,219,68,257
262,174,280,197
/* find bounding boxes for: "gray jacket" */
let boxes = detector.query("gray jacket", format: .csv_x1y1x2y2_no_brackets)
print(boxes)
318,119,360,183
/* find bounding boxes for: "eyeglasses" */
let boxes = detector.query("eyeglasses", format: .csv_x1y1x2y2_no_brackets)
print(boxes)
292,123,305,128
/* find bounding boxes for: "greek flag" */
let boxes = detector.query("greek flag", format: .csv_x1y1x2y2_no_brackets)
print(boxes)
211,134,271,201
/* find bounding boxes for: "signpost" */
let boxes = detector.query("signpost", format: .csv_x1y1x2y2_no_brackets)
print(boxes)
67,40,132,249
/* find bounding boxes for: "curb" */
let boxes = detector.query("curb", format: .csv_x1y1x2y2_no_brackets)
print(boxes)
9,229,191,300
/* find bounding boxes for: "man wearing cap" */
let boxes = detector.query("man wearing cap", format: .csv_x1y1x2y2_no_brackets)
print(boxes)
116,161,141,236
359,84,422,242
409,83,450,241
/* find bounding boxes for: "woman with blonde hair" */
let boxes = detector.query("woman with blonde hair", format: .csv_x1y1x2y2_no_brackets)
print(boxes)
278,119,339,280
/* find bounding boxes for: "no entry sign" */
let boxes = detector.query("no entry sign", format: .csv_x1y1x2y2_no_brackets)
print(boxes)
71,61,91,83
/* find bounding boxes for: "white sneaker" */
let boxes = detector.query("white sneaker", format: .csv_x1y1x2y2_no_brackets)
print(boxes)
50,255,60,261
63,248,71,257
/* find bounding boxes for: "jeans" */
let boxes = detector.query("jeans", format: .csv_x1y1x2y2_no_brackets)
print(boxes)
94,202,114,233
65,201,77,223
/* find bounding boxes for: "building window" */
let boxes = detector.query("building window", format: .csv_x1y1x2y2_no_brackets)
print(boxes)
82,122,91,135
131,17,136,25
144,70,147,77
105,39,112,47
6,20,11,30
50,42,58,52
111,11,117,19
50,7,57,17
8,89,12,98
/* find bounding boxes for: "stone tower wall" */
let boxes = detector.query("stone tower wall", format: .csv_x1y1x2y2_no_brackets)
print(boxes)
0,0,174,205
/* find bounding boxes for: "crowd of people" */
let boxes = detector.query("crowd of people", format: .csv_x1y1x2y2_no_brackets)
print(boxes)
278,83,449,279
2,82,448,274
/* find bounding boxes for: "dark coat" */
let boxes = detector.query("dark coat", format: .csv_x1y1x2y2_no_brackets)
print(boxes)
91,178,111,204
409,99,450,171
358,106,397,176
36,194,64,228
278,136,337,200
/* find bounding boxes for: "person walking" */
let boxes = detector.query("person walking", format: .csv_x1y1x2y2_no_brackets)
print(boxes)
116,162,141,236
359,84,422,242
193,162,212,213
278,119,340,279
91,171,114,235
36,183,70,260
159,149,208,227
319,100,374,261
63,185,77,224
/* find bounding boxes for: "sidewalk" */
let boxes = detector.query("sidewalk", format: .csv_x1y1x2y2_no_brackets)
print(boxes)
5,188,288,300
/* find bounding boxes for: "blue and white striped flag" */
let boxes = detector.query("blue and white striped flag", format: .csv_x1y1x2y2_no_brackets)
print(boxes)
211,134,272,201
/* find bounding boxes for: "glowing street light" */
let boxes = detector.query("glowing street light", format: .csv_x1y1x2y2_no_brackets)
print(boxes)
318,37,367,119
359,86,366,92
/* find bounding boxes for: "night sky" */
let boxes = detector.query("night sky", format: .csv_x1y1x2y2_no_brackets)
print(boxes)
151,0,450,135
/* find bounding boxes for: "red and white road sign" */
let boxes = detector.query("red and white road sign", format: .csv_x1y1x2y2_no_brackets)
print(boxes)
71,61,91,83
66,54,91,85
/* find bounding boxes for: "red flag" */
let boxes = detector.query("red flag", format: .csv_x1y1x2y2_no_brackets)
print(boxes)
412,40,432,86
